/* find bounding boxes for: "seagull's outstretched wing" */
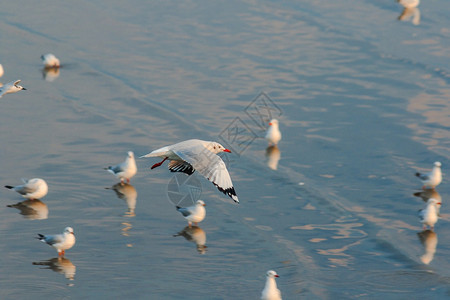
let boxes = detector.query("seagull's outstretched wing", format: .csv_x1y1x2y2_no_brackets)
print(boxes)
172,144,239,203
168,161,195,175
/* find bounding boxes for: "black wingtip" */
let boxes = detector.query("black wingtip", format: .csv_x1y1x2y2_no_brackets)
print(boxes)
213,184,239,203
176,206,181,210
36,234,44,240
415,172,421,177
4,185,13,189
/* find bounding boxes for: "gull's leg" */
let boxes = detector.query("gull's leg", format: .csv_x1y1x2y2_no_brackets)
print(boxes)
151,157,168,169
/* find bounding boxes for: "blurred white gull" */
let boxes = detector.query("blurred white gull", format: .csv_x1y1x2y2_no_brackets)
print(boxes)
261,270,282,300
419,198,440,230
415,161,442,189
0,64,4,78
140,139,238,203
176,200,206,226
0,80,26,98
36,227,76,257
398,0,419,9
5,178,48,200
265,119,282,146
41,53,60,68
105,151,137,183
417,230,438,265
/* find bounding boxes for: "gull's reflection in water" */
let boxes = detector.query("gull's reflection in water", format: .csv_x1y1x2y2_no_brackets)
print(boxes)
174,226,207,254
107,183,137,217
7,199,48,220
33,257,76,281
397,0,420,25
265,145,281,170
42,67,60,82
417,230,438,265
414,189,441,215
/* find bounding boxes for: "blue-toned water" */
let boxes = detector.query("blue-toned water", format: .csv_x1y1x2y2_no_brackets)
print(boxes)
0,0,449,298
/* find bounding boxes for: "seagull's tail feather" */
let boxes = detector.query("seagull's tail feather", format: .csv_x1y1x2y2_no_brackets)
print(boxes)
4,185,14,189
36,234,45,241
415,172,421,177
140,146,170,158
105,167,115,174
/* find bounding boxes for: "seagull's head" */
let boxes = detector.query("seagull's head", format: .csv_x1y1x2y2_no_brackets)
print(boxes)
268,119,279,126
209,142,231,154
64,227,74,235
427,198,441,206
127,151,134,159
266,270,279,278
196,200,206,206
434,161,441,167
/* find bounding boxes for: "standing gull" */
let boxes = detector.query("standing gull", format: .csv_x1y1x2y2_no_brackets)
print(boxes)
140,139,238,203
105,151,137,183
0,80,26,98
265,119,282,146
419,198,440,230
36,227,76,257
176,200,206,226
41,53,60,68
261,270,282,300
5,178,48,200
415,161,442,189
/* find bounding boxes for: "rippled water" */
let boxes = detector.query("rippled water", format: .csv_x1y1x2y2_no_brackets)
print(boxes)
1,0,450,299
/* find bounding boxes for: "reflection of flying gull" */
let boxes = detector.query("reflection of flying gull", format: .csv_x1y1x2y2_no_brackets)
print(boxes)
417,230,437,265
261,270,282,300
141,139,238,203
33,257,76,280
415,162,442,189
0,80,26,98
5,178,48,200
105,151,137,183
37,227,76,257
419,198,440,230
176,200,206,226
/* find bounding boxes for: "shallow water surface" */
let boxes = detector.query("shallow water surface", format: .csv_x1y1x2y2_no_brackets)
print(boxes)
0,0,450,299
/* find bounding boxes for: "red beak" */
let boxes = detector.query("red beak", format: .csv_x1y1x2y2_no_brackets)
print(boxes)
275,275,279,277
269,122,273,126
223,149,231,153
